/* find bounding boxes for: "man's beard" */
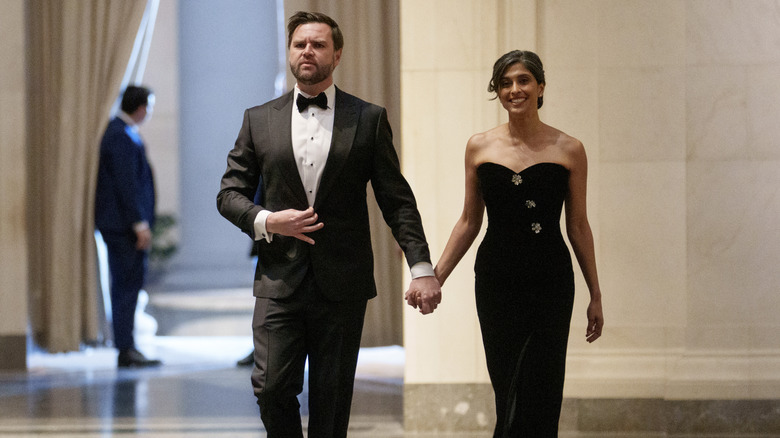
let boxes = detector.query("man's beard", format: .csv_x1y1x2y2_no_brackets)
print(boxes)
290,61,334,86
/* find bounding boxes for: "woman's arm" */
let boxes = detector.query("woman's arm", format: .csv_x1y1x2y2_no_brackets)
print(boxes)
564,140,604,343
433,135,486,286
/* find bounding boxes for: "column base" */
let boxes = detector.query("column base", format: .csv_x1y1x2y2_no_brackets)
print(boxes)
404,383,780,434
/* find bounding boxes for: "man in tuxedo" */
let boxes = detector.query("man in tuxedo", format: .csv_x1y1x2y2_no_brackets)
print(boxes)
95,85,162,368
217,11,441,437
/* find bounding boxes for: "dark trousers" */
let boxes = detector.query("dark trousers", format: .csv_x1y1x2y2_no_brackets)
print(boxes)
101,230,147,351
251,268,367,438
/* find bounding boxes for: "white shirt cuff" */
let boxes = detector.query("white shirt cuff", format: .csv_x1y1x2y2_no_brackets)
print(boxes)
132,221,150,233
410,262,435,279
253,210,273,243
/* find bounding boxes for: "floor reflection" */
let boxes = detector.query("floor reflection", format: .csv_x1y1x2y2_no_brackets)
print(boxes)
2,338,772,437
0,337,407,437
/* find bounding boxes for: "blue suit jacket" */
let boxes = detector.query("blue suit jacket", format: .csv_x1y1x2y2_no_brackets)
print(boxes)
95,117,155,234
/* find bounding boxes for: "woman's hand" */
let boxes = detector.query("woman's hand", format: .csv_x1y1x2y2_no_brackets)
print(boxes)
586,298,603,343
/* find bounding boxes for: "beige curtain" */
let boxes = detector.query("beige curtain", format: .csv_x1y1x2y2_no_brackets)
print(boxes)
284,0,403,347
26,0,148,352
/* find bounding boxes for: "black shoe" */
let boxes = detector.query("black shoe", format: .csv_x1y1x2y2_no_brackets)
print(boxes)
236,351,255,367
117,348,162,368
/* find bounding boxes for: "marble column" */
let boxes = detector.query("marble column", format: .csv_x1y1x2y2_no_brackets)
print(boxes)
401,0,538,431
401,0,780,433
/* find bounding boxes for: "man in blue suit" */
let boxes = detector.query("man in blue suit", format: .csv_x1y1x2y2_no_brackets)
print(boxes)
95,85,161,368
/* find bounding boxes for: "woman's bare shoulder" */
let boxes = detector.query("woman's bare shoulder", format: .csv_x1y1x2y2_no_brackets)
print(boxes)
468,124,506,150
542,125,582,156
466,125,508,167
537,124,585,169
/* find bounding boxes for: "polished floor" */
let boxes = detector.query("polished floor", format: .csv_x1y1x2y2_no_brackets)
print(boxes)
0,336,772,437
1,337,410,438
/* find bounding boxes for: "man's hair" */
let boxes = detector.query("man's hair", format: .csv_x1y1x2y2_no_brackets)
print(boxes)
287,11,344,52
120,85,153,114
487,50,546,108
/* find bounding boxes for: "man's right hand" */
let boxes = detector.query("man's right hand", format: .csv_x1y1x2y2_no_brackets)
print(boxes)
266,207,324,244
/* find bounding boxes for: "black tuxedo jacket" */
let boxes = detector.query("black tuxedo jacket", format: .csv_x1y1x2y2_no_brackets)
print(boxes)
217,87,431,301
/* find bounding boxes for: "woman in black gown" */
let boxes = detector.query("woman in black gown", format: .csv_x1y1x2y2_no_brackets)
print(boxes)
430,50,605,437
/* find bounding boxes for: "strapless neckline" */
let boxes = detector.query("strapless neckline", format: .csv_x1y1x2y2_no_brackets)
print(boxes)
477,162,568,175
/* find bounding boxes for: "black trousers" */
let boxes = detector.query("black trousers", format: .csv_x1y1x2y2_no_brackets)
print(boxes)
251,268,367,438
101,230,147,351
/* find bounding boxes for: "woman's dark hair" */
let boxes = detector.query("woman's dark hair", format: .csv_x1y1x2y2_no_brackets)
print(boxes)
488,50,545,108
120,85,152,114
287,11,344,52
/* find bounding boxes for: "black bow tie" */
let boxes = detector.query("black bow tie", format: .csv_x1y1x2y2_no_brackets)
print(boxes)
296,92,328,112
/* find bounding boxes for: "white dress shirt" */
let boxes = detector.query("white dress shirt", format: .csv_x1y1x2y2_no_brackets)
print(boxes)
292,85,335,207
253,85,334,241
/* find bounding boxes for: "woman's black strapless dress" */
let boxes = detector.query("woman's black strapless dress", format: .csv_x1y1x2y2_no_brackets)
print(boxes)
475,162,575,437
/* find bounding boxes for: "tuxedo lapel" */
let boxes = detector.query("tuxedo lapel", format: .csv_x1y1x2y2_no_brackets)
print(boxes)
314,88,358,210
271,92,308,206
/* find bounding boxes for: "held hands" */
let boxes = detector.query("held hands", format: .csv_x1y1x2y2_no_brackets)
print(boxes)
586,298,604,343
404,275,442,315
266,207,324,244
